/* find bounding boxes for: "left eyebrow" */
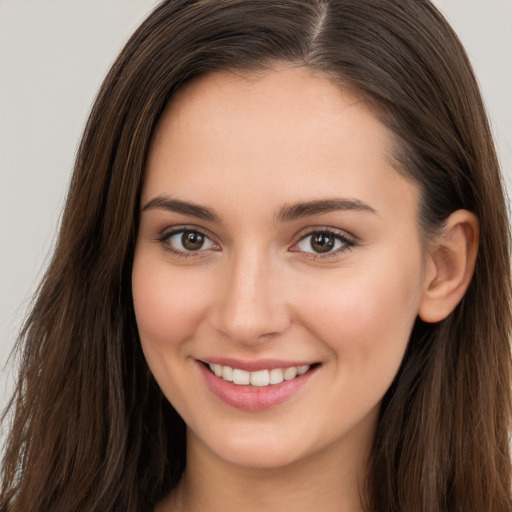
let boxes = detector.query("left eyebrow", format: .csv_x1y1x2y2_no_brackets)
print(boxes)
276,198,376,223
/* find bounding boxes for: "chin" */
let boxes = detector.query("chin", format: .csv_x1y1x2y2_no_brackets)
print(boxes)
190,424,314,470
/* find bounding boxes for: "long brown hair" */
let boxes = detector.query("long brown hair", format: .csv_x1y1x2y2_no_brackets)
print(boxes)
2,1,511,511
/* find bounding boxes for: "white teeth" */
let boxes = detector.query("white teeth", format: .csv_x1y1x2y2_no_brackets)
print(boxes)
232,369,250,385
297,365,309,376
222,366,233,381
283,367,297,380
208,363,311,387
250,370,270,387
212,363,223,377
269,368,284,384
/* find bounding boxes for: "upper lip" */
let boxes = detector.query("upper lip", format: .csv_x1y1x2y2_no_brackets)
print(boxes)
197,357,318,372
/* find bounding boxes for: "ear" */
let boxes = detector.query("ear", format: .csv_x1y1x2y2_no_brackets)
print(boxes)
418,210,479,323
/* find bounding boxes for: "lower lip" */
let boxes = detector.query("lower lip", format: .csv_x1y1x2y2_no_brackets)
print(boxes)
197,362,318,411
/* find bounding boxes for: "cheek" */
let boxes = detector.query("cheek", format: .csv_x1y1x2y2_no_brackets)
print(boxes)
131,253,218,412
298,250,424,374
131,255,212,353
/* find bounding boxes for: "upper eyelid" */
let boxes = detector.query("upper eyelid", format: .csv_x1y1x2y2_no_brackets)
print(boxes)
159,224,217,241
292,225,357,243
158,224,354,237
155,226,220,255
155,224,357,251
291,229,356,259
157,226,219,257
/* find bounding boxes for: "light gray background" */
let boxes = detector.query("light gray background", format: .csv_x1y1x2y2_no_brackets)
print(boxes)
1,0,511,417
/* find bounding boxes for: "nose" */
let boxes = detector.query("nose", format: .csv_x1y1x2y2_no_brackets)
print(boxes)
210,250,291,344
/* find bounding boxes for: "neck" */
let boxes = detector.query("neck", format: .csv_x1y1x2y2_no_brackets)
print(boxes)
160,426,372,512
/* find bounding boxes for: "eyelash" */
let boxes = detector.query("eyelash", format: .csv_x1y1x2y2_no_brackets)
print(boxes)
157,226,219,258
291,229,356,259
156,226,356,259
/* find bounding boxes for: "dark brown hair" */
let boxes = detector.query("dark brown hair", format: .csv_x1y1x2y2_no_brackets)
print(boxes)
2,1,511,511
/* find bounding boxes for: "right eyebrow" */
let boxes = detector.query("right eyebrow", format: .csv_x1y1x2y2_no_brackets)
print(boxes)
142,196,221,223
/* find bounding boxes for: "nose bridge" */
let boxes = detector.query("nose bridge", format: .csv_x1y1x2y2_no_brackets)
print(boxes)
212,245,290,343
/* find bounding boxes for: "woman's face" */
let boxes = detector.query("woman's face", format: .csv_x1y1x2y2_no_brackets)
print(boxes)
132,66,429,470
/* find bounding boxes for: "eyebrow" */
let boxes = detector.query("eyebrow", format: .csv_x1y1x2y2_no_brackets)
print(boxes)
276,198,376,222
142,196,221,223
142,195,376,224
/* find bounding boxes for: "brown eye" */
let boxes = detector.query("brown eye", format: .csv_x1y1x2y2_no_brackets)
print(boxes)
162,229,216,254
182,230,205,251
309,233,335,253
295,229,354,256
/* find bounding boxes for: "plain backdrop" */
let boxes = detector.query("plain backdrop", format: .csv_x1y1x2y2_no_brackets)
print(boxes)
1,0,511,418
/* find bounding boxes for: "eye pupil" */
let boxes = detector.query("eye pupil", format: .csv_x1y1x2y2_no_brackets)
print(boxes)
182,231,204,251
311,233,335,253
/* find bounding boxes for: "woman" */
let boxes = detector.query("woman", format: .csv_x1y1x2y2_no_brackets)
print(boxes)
1,1,511,511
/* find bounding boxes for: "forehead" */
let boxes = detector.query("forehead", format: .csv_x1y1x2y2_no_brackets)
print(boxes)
143,65,419,222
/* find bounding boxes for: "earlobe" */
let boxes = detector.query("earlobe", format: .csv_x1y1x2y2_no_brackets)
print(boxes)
418,210,479,323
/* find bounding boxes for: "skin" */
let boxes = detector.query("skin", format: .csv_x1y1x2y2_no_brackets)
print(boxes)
132,65,478,512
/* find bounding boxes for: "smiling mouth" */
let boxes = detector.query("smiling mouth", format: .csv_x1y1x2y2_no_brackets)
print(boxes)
205,362,318,387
